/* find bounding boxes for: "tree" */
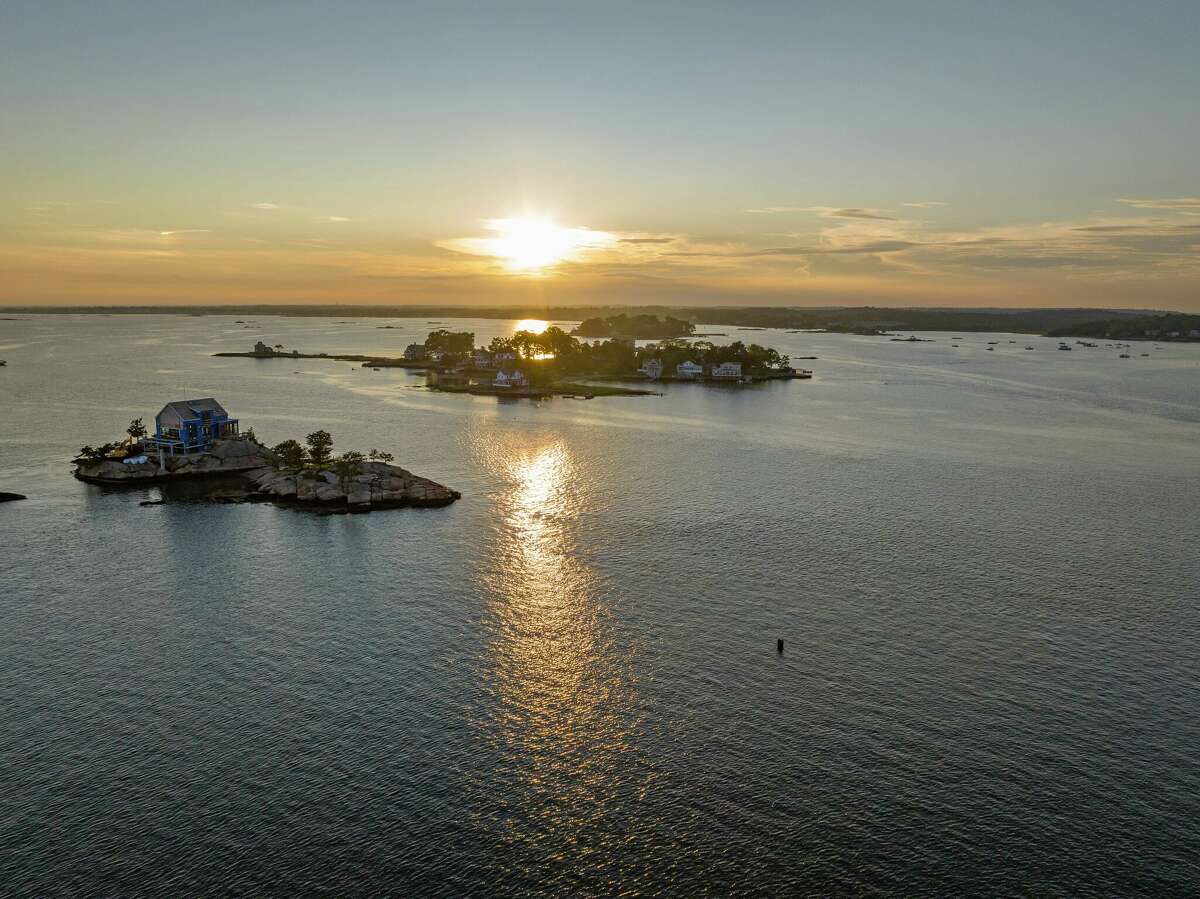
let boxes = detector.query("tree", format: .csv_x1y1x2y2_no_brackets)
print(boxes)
367,449,394,463
305,430,334,466
510,330,536,359
488,336,516,353
333,451,365,490
424,329,475,354
126,418,147,442
242,427,258,444
78,442,119,462
272,439,307,469
541,326,577,359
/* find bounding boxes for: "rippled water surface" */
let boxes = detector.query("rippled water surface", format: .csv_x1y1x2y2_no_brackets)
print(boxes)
2,314,1199,896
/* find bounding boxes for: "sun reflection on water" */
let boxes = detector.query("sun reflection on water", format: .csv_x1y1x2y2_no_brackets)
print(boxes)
474,439,649,857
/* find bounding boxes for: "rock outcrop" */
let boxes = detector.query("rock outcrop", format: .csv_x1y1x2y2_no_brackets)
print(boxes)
0,492,26,503
244,460,458,512
73,438,459,513
73,438,278,484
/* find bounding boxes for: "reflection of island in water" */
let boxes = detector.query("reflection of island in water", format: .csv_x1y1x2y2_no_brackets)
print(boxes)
472,442,650,857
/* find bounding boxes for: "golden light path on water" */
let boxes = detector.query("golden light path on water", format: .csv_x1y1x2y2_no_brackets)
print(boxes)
513,319,549,335
474,438,648,860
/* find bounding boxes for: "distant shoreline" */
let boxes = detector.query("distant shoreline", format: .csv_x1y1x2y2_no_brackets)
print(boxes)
3,304,1196,340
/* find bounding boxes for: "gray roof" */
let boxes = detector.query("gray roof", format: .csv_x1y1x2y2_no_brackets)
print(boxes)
156,398,228,424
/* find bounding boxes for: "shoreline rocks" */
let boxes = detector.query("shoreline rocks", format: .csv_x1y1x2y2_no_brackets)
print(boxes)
243,460,459,513
0,492,27,503
74,438,459,514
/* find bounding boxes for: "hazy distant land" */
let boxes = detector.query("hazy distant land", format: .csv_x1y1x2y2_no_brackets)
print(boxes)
5,304,1197,339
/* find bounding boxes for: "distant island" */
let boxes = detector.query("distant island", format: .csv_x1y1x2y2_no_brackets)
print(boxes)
571,314,696,339
72,400,459,514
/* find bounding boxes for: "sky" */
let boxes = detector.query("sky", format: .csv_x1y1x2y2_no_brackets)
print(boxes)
1,0,1198,310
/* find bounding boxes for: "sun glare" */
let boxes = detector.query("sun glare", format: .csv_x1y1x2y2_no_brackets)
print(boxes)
514,318,549,334
482,217,614,272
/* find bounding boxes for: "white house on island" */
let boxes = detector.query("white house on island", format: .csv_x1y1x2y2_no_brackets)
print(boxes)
710,361,743,379
639,358,663,379
675,360,704,379
494,369,528,388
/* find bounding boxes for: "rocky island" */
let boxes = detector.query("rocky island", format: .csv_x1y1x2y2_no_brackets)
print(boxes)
74,402,459,514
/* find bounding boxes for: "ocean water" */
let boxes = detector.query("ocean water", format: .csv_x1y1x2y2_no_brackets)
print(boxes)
2,314,1199,896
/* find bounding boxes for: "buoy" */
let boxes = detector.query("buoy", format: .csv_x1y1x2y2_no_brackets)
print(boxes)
777,639,784,654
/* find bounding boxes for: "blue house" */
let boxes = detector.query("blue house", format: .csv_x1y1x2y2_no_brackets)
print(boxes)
146,398,239,455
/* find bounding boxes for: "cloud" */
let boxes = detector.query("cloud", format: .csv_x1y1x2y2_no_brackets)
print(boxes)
747,240,921,256
1117,197,1200,212
903,201,947,208
743,206,809,214
744,206,896,220
159,229,212,237
28,201,73,216
324,216,352,223
250,202,281,210
619,237,675,244
436,218,618,271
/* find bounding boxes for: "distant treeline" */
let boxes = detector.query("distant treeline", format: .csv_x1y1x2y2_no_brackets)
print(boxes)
4,303,1171,335
685,306,1158,334
1045,313,1200,340
572,314,695,339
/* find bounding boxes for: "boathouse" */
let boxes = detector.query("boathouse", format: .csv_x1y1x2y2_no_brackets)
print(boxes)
146,398,239,455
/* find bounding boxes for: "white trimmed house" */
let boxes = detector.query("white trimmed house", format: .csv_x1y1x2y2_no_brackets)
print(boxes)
494,369,528,388
710,361,743,379
146,398,239,455
639,358,663,379
675,360,704,379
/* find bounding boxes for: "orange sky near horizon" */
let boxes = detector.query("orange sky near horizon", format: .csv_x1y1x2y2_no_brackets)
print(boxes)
3,4,1198,312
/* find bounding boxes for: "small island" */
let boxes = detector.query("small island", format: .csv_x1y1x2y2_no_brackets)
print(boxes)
571,313,696,339
73,399,459,514
216,325,810,396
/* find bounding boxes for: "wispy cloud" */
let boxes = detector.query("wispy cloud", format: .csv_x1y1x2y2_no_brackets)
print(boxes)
159,229,212,237
743,206,809,214
250,202,282,210
745,205,896,221
1118,197,1200,212
324,216,352,223
28,201,74,216
903,201,947,208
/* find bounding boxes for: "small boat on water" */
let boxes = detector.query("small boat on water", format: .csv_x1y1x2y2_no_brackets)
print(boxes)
1119,353,1131,358
1025,346,1035,350
1058,344,1072,351
986,347,994,351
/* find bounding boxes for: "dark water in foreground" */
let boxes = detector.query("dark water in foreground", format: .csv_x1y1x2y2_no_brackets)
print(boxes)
2,314,1199,896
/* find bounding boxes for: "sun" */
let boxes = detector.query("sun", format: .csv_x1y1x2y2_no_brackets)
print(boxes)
479,216,615,272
